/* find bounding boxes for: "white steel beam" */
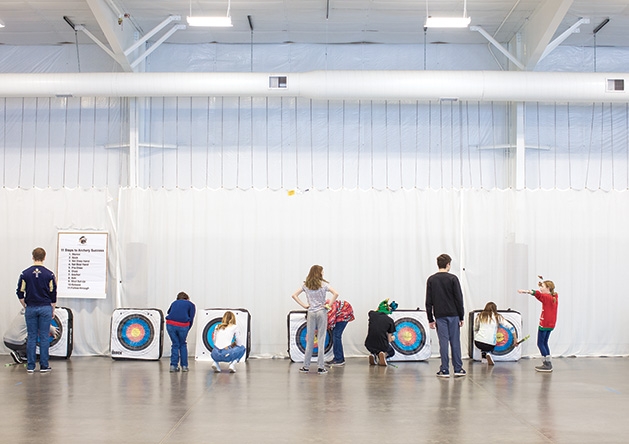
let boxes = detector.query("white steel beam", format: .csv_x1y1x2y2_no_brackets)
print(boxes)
124,16,181,57
520,0,574,70
470,26,525,70
539,17,590,62
130,25,186,70
86,0,136,71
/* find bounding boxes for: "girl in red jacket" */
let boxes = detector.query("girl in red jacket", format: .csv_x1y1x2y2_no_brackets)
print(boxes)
518,278,558,372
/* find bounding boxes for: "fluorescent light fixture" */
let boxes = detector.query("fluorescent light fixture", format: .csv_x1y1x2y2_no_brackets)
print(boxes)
425,16,471,28
186,16,232,27
187,0,232,27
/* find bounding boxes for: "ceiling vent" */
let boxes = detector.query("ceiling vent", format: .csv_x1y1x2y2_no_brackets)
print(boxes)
607,79,624,92
269,76,287,89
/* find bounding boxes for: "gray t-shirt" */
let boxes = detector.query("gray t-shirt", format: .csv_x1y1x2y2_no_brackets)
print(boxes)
3,310,27,345
302,284,328,312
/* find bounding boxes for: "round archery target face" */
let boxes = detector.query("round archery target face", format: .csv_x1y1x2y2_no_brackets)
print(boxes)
392,317,426,356
35,314,63,348
494,319,517,356
117,314,154,351
195,309,251,362
49,315,62,347
296,323,332,356
202,318,223,351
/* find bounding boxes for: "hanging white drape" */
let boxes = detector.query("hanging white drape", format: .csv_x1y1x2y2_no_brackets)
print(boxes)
2,187,627,358
6,97,629,191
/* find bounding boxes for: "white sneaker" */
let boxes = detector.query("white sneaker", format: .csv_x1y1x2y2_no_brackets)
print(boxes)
212,361,221,373
486,354,495,366
228,362,236,373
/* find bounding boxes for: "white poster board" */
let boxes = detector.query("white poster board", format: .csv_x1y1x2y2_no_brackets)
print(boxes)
57,232,108,299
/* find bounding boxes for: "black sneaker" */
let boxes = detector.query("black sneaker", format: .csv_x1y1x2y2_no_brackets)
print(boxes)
535,361,553,372
40,367,52,373
10,351,22,364
454,369,467,377
317,368,328,375
330,361,345,367
299,366,309,373
436,370,450,378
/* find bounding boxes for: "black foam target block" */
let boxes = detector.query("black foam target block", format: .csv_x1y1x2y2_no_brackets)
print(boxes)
287,311,334,363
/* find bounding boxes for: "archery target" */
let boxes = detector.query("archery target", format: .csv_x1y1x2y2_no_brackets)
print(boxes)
110,308,164,360
469,310,522,362
287,311,334,363
195,309,251,362
36,307,73,358
389,310,431,361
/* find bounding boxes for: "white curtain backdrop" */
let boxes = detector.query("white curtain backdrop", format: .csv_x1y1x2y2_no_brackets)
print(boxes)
0,188,115,355
2,41,629,359
2,187,628,358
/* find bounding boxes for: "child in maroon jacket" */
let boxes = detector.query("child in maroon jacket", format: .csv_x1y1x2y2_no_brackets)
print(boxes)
518,277,558,372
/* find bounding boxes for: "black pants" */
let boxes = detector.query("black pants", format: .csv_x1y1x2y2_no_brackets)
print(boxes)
474,340,495,357
4,340,27,358
366,343,395,358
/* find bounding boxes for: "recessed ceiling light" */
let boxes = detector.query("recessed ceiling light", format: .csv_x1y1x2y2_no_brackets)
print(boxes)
186,16,232,27
425,16,471,28
424,0,471,28
188,0,232,27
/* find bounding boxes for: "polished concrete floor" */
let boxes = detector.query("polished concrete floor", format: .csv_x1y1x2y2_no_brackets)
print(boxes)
1,355,627,444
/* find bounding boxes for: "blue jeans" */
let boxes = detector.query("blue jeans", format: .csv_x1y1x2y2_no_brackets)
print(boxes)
435,316,463,373
166,324,190,368
211,345,246,363
331,321,348,362
25,305,53,371
304,309,327,369
537,328,552,357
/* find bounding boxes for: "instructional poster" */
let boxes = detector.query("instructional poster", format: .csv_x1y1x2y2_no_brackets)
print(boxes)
57,232,108,299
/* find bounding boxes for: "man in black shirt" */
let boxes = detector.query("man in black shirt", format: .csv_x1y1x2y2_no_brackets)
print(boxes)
364,299,397,366
425,254,466,378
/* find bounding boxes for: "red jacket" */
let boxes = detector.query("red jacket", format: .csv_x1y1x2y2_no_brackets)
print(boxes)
534,291,558,329
326,300,355,329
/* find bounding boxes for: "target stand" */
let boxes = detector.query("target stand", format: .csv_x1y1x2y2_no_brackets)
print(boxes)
195,308,251,362
36,306,73,359
287,311,334,363
468,309,523,362
389,309,431,362
110,308,164,360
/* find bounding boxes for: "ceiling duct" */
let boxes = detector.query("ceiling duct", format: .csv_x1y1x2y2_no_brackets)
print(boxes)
0,71,626,103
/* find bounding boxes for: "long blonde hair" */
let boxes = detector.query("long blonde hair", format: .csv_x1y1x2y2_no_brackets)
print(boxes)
304,265,328,290
477,302,504,324
216,311,236,331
